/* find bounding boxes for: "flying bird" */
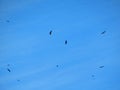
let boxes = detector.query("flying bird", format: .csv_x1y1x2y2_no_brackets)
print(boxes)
56,65,59,67
65,40,67,45
49,30,52,35
91,75,96,80
7,64,10,66
7,68,11,72
99,66,104,68
6,20,10,23
92,75,95,77
101,31,106,34
17,80,20,82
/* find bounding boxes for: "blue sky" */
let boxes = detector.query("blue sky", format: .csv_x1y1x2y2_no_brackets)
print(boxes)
0,0,120,90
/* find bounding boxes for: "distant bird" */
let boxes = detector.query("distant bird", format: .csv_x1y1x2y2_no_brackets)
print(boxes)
7,64,10,66
101,31,106,34
92,75,95,77
99,66,104,68
17,80,20,82
6,20,10,23
49,30,52,35
56,65,59,67
91,75,96,80
7,68,11,72
65,40,67,45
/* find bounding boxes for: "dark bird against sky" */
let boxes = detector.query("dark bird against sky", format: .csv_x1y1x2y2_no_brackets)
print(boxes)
65,40,67,45
17,80,20,82
6,20,10,23
7,68,11,72
49,30,52,35
7,64,10,66
99,66,104,68
101,31,106,34
92,75,95,77
56,65,59,67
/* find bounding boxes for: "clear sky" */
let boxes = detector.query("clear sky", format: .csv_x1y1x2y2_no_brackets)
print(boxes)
0,0,120,90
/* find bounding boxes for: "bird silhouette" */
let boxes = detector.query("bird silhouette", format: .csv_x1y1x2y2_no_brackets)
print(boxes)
17,80,20,82
56,65,59,67
92,75,95,77
101,31,106,34
6,20,10,23
99,66,104,68
7,64,10,66
91,75,96,80
49,30,52,35
65,40,67,45
7,68,11,72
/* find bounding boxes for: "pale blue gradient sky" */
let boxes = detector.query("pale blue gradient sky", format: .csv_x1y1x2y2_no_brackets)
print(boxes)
0,0,120,90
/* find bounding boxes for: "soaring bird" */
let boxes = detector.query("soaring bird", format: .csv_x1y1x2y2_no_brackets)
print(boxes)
101,31,106,34
56,65,59,67
65,40,67,45
49,30,52,35
17,80,20,82
99,66,104,68
6,20,10,23
92,75,95,77
7,64,10,66
7,68,11,72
